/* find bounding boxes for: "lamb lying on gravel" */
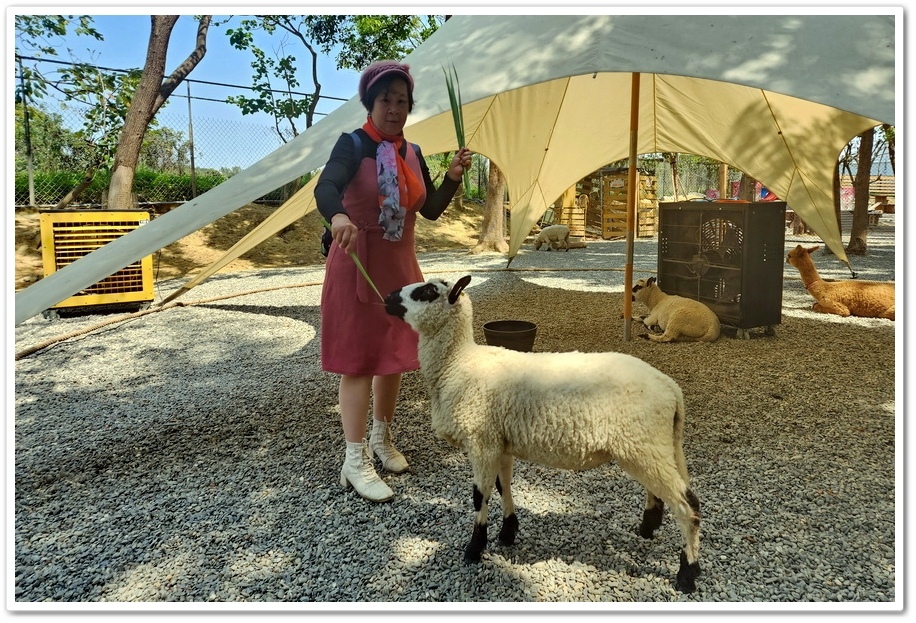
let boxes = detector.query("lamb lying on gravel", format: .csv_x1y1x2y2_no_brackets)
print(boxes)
786,245,895,320
631,277,721,342
384,275,702,593
534,224,570,251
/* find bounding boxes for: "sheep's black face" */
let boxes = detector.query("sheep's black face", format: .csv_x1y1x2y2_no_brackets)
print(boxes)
384,288,408,320
632,278,656,303
385,277,471,331
631,280,645,302
384,280,447,323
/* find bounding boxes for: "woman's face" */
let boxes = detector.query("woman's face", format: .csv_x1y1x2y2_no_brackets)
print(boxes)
370,78,410,135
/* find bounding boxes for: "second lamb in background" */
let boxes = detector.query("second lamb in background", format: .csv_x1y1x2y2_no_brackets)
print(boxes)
534,224,571,251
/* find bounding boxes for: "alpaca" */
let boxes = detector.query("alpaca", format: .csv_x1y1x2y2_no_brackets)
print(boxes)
785,245,894,320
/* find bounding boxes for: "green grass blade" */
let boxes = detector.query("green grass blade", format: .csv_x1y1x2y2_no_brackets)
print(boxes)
319,216,385,302
443,63,472,196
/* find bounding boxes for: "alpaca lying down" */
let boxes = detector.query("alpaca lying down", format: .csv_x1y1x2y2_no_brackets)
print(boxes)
384,275,702,593
785,245,895,320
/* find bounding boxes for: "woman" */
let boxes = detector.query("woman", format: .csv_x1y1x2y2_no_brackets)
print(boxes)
314,60,472,502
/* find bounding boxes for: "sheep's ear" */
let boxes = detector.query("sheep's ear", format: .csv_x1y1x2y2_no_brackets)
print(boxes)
648,276,657,286
806,245,820,254
447,275,472,305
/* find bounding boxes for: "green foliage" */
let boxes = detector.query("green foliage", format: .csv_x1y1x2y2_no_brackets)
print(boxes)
14,168,228,206
218,14,445,140
306,15,443,69
140,126,192,173
15,170,108,205
15,103,85,171
15,15,104,104
16,102,188,175
131,169,227,202
14,15,102,58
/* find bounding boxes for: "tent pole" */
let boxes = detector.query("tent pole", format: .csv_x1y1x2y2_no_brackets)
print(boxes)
719,162,729,199
623,72,640,341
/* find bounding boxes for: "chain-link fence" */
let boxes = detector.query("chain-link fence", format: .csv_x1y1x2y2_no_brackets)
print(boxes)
15,96,290,207
15,88,894,215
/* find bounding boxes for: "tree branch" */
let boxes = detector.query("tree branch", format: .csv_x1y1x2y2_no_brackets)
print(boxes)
157,15,211,108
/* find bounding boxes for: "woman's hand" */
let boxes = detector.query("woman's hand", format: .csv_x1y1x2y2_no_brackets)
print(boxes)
447,147,473,182
330,213,358,255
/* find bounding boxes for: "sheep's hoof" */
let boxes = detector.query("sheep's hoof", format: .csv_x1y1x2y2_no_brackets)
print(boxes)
498,513,519,545
674,550,701,593
464,523,487,563
639,505,664,538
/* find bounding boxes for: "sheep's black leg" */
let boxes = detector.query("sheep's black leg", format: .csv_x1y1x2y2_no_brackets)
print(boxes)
620,458,701,593
639,492,665,538
676,549,702,593
464,484,488,563
673,489,702,593
499,514,519,546
497,454,518,545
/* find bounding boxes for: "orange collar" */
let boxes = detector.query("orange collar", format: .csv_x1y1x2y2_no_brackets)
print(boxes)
805,279,822,291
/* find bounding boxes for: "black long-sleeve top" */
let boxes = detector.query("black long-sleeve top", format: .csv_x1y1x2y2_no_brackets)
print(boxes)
314,128,460,224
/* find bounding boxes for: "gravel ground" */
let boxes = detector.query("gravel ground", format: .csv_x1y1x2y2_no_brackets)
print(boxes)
11,218,900,613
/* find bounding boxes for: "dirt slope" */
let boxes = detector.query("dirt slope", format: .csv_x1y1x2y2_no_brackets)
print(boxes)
13,200,484,290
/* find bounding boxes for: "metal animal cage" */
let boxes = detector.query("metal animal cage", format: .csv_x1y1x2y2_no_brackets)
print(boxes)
657,201,787,337
39,210,154,316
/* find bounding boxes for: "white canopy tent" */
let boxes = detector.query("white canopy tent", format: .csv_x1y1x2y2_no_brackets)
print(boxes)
15,13,897,325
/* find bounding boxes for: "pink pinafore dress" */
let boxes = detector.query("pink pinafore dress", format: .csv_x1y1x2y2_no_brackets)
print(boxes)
320,146,427,376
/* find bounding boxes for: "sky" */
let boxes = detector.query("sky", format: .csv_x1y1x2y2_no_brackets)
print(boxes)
14,12,371,124
11,5,901,172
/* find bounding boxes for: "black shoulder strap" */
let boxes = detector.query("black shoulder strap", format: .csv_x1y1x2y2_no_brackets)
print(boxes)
349,131,362,171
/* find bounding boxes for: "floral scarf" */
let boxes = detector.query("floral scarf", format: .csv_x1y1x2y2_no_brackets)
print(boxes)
361,120,424,241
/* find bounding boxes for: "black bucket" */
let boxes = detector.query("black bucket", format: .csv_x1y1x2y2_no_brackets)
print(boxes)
482,320,538,352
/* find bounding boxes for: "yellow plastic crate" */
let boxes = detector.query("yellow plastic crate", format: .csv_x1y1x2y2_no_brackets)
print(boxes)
40,210,154,310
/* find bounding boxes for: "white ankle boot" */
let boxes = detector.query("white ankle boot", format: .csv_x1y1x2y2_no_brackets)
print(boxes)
340,440,394,502
369,418,409,474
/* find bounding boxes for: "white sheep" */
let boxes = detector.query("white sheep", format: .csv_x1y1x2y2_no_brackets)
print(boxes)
384,275,702,593
534,224,571,251
631,277,721,342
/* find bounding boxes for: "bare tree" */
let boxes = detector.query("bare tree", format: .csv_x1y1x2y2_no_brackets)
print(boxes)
473,161,508,253
737,173,757,202
846,126,874,255
107,15,210,210
663,152,681,200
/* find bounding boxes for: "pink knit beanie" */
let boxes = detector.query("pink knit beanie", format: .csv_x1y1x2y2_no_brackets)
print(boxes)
358,60,414,104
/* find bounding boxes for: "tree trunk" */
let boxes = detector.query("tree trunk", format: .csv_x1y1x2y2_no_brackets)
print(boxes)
846,127,874,255
738,173,757,201
881,123,895,173
108,16,210,210
666,153,680,200
472,161,508,254
55,166,100,209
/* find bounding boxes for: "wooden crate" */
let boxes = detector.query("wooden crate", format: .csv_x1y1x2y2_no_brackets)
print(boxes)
638,205,658,237
601,170,658,238
603,202,628,238
557,204,587,237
